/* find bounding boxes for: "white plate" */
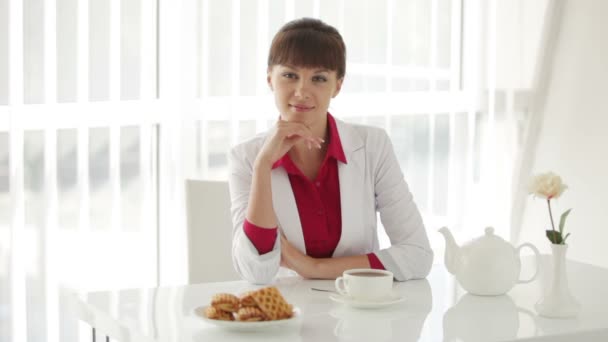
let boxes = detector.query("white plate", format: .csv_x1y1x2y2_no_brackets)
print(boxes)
195,306,301,332
329,293,405,309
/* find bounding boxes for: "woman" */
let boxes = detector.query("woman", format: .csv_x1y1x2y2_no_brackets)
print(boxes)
228,18,433,284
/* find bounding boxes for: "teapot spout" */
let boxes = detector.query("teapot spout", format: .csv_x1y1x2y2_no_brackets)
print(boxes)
438,227,462,275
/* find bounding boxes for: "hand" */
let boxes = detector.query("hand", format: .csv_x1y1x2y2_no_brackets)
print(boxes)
255,119,324,169
280,234,372,279
280,234,318,279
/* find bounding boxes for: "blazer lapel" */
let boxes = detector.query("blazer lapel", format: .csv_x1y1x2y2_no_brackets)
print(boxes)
269,119,366,257
333,119,366,257
270,167,307,253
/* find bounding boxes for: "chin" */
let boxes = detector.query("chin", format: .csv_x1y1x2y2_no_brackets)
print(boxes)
281,111,324,125
281,112,305,122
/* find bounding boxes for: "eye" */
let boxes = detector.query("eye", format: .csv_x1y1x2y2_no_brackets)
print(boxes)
313,75,328,82
282,72,298,79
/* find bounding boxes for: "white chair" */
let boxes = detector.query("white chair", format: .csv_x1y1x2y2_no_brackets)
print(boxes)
185,179,241,283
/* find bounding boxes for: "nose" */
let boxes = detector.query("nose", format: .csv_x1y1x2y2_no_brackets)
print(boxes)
294,79,311,99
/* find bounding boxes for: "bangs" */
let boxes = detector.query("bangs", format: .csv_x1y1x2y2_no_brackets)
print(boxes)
268,24,346,78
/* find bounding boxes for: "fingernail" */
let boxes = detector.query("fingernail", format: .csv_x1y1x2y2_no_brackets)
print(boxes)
316,143,322,149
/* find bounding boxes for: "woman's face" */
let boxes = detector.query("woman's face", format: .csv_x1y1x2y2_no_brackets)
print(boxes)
267,64,343,126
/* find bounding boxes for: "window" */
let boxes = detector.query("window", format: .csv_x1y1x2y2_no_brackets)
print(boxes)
2,0,532,340
191,0,467,250
1,1,159,341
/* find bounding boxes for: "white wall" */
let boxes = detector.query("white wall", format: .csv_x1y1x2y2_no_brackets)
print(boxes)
496,0,548,90
518,0,608,268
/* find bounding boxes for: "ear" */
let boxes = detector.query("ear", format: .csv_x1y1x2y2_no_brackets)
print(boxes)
332,78,344,98
267,70,274,91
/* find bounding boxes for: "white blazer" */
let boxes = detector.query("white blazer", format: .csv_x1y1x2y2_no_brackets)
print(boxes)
228,118,433,284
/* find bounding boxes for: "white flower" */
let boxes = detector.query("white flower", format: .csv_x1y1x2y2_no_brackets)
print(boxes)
528,172,573,244
529,172,568,200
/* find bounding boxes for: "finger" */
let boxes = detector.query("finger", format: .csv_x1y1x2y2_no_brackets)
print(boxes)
294,134,321,147
300,137,321,150
306,134,324,149
278,121,314,138
275,123,323,150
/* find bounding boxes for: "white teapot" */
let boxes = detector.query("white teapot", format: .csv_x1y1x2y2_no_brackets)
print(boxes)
438,227,540,296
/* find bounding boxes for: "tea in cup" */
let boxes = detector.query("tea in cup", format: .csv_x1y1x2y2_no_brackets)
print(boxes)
335,269,394,301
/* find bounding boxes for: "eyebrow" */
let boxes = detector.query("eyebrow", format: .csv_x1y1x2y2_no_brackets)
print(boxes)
282,64,330,73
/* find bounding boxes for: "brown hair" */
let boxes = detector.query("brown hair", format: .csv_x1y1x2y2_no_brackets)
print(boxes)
267,18,346,79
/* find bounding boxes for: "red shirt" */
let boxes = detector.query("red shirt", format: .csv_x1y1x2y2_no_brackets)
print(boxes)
243,114,385,269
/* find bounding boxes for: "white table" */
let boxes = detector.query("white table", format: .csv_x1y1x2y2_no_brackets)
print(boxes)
74,257,608,341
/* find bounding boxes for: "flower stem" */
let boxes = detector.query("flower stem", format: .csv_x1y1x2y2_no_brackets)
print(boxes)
547,199,557,233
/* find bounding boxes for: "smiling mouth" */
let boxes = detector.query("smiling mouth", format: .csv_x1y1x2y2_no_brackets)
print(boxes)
290,104,314,112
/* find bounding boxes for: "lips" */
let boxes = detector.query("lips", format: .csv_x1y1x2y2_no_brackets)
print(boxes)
290,104,314,112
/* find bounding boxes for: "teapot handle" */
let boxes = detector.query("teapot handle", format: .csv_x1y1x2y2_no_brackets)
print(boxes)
517,306,539,336
516,243,541,284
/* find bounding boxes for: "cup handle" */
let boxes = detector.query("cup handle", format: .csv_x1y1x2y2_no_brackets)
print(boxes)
516,242,541,284
335,276,348,296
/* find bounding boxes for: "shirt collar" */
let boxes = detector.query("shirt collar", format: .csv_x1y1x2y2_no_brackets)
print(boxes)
272,113,347,172
325,113,347,164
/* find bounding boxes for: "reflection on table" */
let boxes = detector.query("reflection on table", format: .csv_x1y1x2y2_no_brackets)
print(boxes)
73,257,608,341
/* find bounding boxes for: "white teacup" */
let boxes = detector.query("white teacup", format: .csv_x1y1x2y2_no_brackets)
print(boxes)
335,269,394,301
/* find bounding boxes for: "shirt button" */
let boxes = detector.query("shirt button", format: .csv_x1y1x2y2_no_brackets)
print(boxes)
315,181,321,187
317,209,324,215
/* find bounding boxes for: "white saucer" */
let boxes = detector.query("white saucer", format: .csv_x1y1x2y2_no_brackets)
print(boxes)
329,293,406,309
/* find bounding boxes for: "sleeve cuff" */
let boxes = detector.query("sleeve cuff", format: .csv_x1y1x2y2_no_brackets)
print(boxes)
243,219,278,255
367,253,386,270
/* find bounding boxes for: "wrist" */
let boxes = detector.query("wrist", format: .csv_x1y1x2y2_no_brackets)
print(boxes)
254,157,273,172
306,257,323,278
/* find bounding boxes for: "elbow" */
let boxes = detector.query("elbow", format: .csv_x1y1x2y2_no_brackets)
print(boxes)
393,247,434,282
232,230,281,284
240,268,277,285
415,248,434,279
233,260,276,285
232,253,280,285
242,275,274,285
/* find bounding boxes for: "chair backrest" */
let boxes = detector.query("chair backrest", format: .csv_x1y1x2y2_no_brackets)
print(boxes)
185,179,241,283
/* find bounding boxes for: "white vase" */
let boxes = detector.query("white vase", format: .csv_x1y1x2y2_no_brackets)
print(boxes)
535,244,580,318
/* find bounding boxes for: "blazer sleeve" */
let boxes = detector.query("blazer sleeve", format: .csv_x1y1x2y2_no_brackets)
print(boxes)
228,144,281,284
371,130,434,281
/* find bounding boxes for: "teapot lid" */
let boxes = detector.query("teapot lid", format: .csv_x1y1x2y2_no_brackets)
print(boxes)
471,226,512,253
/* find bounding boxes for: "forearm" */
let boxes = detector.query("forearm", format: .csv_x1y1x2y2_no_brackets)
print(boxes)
246,160,277,228
307,254,371,279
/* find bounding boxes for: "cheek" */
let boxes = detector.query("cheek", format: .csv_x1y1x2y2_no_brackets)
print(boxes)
273,89,291,107
318,90,334,103
271,83,283,95
274,82,291,96
277,89,291,101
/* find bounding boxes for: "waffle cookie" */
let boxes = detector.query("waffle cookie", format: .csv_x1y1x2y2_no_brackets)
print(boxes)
250,286,293,320
235,306,267,322
239,291,257,308
210,293,240,312
200,306,234,321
